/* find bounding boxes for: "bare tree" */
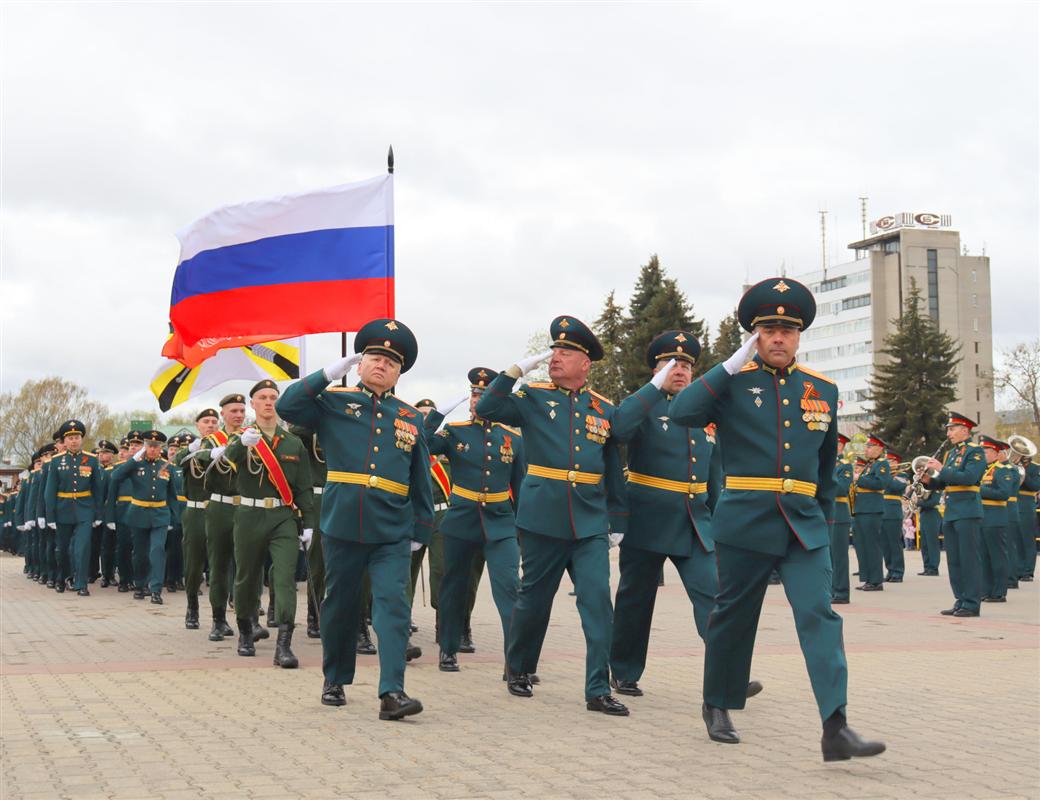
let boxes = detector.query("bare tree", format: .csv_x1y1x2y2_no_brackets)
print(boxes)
0,377,112,466
993,340,1040,430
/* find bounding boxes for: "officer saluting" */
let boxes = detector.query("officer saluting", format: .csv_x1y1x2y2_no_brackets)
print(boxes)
670,277,885,760
277,318,434,720
476,315,632,716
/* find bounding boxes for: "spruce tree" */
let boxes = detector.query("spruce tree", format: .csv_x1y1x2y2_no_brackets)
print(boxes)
712,311,743,363
868,280,961,457
588,290,627,402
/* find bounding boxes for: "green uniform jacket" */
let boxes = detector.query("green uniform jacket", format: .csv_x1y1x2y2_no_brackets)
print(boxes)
15,474,34,527
670,357,838,556
1018,462,1040,521
918,488,942,511
32,457,55,525
44,450,104,524
425,412,525,543
610,389,722,556
930,442,986,521
105,461,134,526
171,448,213,503
170,463,185,524
193,429,240,498
224,426,317,530
110,457,179,528
854,458,890,515
276,371,435,545
883,472,908,521
832,459,854,524
475,374,643,540
980,462,1015,527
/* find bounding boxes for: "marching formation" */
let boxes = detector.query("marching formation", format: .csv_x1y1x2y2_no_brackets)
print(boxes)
2,277,1038,761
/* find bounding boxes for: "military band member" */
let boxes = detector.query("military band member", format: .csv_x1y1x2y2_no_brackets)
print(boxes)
93,440,119,586
916,478,943,577
923,411,986,617
830,433,854,604
423,368,525,673
978,436,1014,603
194,394,247,640
173,410,220,628
853,436,890,591
881,450,907,583
1001,446,1022,589
670,277,884,760
1016,452,1039,581
44,420,104,595
477,315,634,716
110,430,179,603
278,318,433,720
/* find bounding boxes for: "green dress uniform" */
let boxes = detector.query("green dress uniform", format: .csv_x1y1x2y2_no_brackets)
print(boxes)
35,445,61,586
917,488,943,575
172,419,217,628
1004,464,1022,588
164,442,186,590
224,396,316,665
108,443,138,590
853,447,890,589
881,460,907,581
17,458,40,579
109,432,179,600
476,316,634,708
277,319,434,707
830,446,854,602
978,441,1014,601
927,413,987,615
606,331,724,690
1016,461,1039,579
424,368,526,665
44,422,104,593
669,278,850,728
90,442,118,584
287,424,333,639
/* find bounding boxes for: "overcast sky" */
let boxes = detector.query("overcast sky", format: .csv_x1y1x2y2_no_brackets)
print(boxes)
2,2,1037,422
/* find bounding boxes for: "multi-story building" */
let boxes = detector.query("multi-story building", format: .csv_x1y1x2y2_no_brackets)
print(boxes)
794,212,995,435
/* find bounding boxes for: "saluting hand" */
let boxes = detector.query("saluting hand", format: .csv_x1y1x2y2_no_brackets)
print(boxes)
436,393,470,416
723,331,760,375
324,353,364,382
132,447,146,462
651,359,677,390
515,349,554,377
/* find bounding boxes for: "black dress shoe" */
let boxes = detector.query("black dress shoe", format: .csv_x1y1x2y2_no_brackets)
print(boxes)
530,673,540,684
952,608,979,617
610,677,643,697
746,680,764,698
118,584,130,593
77,589,90,597
458,628,476,654
982,596,1007,603
151,593,163,604
858,583,883,592
100,578,111,588
1021,575,1034,582
405,641,422,662
409,619,418,633
832,597,849,604
940,607,959,615
379,691,423,721
439,652,459,672
1008,581,1020,589
821,725,886,761
507,673,533,697
133,589,146,600
55,583,66,593
702,704,739,743
887,576,903,583
321,682,346,707
586,695,629,716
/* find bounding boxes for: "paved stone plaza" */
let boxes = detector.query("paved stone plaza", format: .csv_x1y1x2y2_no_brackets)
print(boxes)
1,549,1037,800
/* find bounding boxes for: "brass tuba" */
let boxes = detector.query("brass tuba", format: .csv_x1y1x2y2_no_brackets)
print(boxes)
1007,434,1037,477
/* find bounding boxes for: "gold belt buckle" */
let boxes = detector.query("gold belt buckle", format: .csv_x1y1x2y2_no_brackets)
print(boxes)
781,478,794,493
263,498,275,509
566,470,577,482
477,491,487,502
232,496,241,506
368,475,379,488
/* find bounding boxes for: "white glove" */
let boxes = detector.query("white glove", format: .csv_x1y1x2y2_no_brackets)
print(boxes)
93,520,102,527
210,445,227,461
16,524,26,532
240,429,262,447
515,349,554,377
324,352,363,382
48,522,56,530
723,332,760,375
437,393,470,416
608,532,624,548
187,438,202,453
651,358,677,390
26,520,35,529
37,517,46,528
300,528,313,549
410,540,423,552
107,522,116,530
133,447,146,461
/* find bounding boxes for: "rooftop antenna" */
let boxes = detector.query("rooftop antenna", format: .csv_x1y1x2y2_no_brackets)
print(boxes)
858,196,869,239
819,209,828,279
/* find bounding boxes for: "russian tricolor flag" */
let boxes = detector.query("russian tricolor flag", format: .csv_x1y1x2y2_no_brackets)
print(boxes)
164,175,394,357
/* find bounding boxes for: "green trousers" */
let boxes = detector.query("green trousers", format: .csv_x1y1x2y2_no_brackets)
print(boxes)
308,527,326,603
57,521,91,590
132,526,168,594
919,509,942,572
1017,506,1038,578
853,513,884,586
205,501,236,614
829,522,851,601
704,538,847,722
943,518,982,613
439,535,519,658
1005,514,1022,586
610,543,716,683
181,507,207,600
980,524,1008,600
881,518,905,579
507,530,612,700
232,508,299,625
321,536,411,696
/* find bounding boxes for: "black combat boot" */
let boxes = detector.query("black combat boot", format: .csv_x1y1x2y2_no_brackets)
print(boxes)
266,584,276,628
273,623,298,668
356,623,377,655
185,594,200,630
252,610,270,641
236,617,255,656
209,607,230,641
306,594,321,638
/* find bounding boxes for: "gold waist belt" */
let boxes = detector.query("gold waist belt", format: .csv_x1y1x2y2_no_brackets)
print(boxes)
527,465,602,485
117,495,132,502
883,495,903,501
130,499,167,508
453,486,510,503
628,471,707,496
836,497,850,504
725,476,817,497
946,486,980,493
327,471,409,497
855,488,881,494
57,491,91,499
981,499,1007,507
1019,491,1036,497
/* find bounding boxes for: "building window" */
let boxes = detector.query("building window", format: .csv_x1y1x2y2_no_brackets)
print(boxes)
973,318,979,332
842,294,871,311
884,240,900,253
976,387,980,401
974,363,979,376
926,249,939,322
817,276,847,293
974,341,979,354
972,269,977,283
972,294,978,307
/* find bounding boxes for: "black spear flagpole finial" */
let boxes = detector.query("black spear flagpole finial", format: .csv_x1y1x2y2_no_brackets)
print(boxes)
387,145,394,174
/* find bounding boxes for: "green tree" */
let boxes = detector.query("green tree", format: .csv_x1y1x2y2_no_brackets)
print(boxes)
588,290,627,402
868,280,961,456
712,311,743,363
0,377,112,466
